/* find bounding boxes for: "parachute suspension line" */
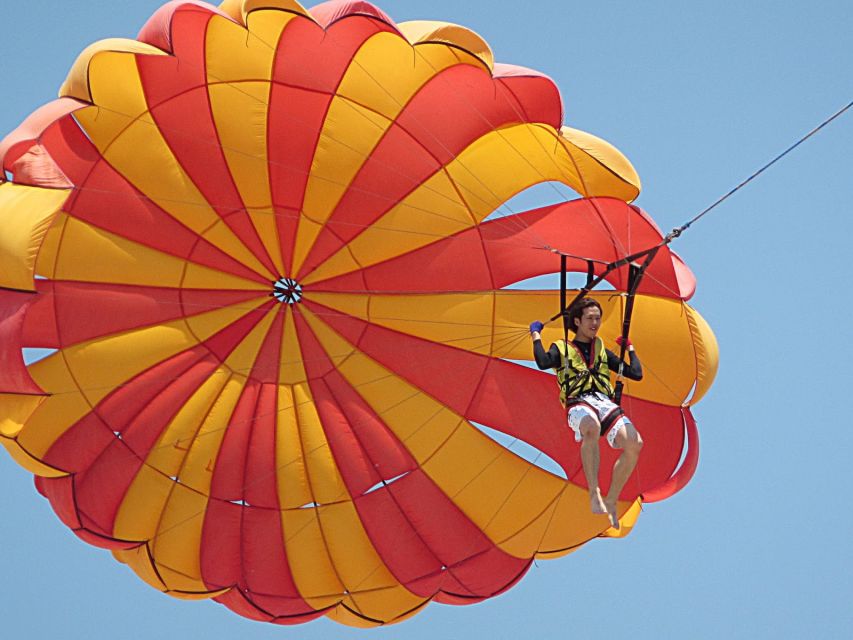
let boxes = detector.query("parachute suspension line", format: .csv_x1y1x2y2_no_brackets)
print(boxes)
669,98,853,240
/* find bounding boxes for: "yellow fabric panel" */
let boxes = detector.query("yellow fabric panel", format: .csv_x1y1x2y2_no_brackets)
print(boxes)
144,368,233,479
181,260,271,291
534,484,616,553
113,465,207,592
207,79,281,268
59,39,168,103
685,305,719,405
33,206,66,278
447,124,579,222
0,393,45,439
399,21,494,70
315,501,424,622
293,99,392,274
419,423,563,550
242,0,311,23
178,374,248,493
301,170,475,284
310,292,497,354
206,10,290,224
279,308,308,384
275,385,313,509
292,382,348,504
559,126,641,202
280,507,343,608
0,183,68,291
51,214,181,288
72,53,273,279
58,298,262,406
148,482,211,592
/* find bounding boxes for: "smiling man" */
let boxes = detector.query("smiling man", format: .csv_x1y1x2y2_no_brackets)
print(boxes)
529,298,644,529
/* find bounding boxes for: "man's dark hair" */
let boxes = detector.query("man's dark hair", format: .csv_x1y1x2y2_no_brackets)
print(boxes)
565,298,602,333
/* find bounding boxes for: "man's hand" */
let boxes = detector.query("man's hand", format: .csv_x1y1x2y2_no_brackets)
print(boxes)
615,335,633,351
529,321,544,335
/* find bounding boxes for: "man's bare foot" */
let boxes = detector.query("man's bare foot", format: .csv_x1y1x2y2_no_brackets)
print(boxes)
604,500,620,529
590,490,607,514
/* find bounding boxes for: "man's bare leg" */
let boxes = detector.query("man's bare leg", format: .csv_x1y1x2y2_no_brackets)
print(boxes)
603,423,644,529
579,418,607,514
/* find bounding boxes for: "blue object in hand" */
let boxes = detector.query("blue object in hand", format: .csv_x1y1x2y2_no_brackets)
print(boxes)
529,320,544,334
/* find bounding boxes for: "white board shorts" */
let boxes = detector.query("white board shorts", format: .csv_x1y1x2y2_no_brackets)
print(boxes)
566,392,634,449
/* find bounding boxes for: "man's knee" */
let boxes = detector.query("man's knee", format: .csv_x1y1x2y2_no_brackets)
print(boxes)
623,431,643,454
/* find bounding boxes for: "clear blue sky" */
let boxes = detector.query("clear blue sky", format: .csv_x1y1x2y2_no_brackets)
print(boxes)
2,2,851,638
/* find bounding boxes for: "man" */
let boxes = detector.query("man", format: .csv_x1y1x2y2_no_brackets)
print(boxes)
530,298,643,529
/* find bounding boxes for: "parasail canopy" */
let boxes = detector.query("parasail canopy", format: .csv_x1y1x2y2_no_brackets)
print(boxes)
0,0,717,627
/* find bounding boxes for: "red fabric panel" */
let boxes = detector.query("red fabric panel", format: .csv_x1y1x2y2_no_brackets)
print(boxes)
213,587,327,624
0,289,43,394
494,64,563,128
209,380,261,502
41,283,180,347
34,475,82,533
316,372,417,486
309,227,493,293
269,15,393,273
244,307,284,384
309,198,683,299
20,282,59,347
466,358,576,474
642,408,699,503
243,384,280,508
237,506,318,616
309,1,396,30
352,483,451,597
0,97,83,187
201,499,243,589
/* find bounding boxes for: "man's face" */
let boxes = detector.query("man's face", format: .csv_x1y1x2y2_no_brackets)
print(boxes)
575,306,602,339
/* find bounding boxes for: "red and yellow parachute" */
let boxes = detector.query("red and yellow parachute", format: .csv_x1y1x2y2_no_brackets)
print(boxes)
0,0,717,627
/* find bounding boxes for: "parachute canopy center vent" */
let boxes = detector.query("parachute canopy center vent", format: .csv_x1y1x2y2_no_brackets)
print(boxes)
271,278,303,304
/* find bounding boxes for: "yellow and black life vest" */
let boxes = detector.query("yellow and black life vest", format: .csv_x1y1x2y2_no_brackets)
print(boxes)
554,338,613,405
